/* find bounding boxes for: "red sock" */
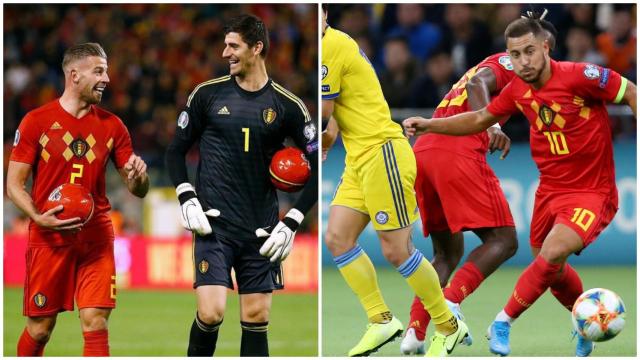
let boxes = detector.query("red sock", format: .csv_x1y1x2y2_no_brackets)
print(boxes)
408,295,430,341
17,327,46,356
550,264,583,311
83,329,109,356
443,261,485,304
504,256,562,318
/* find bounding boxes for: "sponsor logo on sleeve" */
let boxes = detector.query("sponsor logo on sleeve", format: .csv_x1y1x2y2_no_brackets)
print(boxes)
177,111,189,129
599,68,610,88
303,123,317,141
321,65,328,79
306,140,318,153
498,55,513,71
13,130,20,146
322,85,330,93
583,64,600,80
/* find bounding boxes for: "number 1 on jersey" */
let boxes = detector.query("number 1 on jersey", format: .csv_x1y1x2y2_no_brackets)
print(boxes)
242,127,250,152
70,164,84,183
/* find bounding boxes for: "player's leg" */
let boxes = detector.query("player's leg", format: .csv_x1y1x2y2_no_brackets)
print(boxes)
188,231,235,356
18,316,57,356
75,235,117,357
403,231,463,354
20,244,76,356
239,293,272,356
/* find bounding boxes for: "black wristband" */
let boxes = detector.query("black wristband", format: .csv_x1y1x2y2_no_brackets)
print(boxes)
178,190,197,205
282,217,300,232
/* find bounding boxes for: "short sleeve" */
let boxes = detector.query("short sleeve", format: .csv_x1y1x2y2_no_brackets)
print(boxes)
9,113,40,165
480,54,516,91
571,63,626,103
111,117,134,168
486,81,518,118
321,36,344,100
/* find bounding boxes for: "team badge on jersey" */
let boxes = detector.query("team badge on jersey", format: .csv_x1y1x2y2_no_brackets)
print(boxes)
375,211,389,225
263,108,277,124
498,55,513,71
321,65,328,79
583,64,600,80
177,111,189,129
198,260,209,274
71,138,89,158
13,130,20,146
539,105,555,127
303,123,316,141
34,293,47,308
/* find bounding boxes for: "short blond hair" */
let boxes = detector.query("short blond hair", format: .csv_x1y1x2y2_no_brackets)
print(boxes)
62,43,107,71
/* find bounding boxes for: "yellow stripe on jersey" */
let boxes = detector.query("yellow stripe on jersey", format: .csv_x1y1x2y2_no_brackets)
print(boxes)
186,75,231,107
271,82,311,123
614,77,628,104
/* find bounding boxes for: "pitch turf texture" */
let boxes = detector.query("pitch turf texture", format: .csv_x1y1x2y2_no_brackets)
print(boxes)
322,266,636,357
3,289,317,356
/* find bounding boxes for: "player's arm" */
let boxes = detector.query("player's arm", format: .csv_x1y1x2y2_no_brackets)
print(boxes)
403,107,501,137
321,98,340,162
165,94,220,236
6,161,82,231
467,67,511,158
620,80,636,116
117,154,149,198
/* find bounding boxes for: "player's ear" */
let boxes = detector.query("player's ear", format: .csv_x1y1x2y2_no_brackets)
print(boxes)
253,41,264,57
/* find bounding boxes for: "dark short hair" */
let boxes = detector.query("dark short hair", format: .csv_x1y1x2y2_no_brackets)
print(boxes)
224,14,269,58
504,18,545,44
538,19,557,50
62,42,107,71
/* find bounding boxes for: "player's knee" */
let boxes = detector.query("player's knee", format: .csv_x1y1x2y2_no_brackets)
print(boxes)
324,228,353,257
241,306,270,323
379,245,406,268
81,314,108,332
198,309,225,325
539,245,571,264
27,319,55,343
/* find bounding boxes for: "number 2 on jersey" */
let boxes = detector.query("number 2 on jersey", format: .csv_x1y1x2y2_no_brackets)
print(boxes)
242,128,250,152
70,164,84,183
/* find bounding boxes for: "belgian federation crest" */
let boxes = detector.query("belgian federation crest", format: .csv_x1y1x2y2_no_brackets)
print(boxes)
34,293,47,308
263,108,277,124
198,260,209,274
539,105,555,127
70,138,89,158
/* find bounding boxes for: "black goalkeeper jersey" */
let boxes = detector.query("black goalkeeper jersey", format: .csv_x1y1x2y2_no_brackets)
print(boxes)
168,75,317,238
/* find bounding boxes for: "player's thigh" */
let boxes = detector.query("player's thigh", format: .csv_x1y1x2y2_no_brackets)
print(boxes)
196,285,228,323
76,225,116,310
234,238,284,294
361,139,418,231
24,244,77,317
414,150,449,237
429,150,514,233
538,223,584,264
330,163,368,216
194,232,236,290
239,292,273,322
431,231,464,263
551,192,617,249
325,205,370,256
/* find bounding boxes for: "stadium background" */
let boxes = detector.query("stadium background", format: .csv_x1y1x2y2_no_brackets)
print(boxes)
322,3,636,356
3,4,318,356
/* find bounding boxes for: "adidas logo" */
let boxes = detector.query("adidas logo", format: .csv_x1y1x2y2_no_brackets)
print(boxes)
218,106,230,115
50,122,62,130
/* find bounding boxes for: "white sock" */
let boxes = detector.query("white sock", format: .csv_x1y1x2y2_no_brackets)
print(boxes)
495,310,515,325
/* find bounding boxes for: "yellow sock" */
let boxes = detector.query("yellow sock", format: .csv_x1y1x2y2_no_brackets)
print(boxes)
398,250,456,334
335,244,391,323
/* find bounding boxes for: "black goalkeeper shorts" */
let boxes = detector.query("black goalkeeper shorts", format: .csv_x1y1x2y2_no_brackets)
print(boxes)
193,230,284,294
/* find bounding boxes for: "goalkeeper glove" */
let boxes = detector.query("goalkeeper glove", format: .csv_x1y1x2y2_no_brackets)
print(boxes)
176,183,220,236
256,208,304,262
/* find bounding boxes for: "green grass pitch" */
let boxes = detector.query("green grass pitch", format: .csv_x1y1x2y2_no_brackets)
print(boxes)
4,288,317,356
322,266,636,357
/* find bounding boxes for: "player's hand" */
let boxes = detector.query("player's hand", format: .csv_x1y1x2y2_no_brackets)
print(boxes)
124,154,147,181
176,183,220,236
402,117,430,137
34,205,83,232
257,208,304,262
487,126,511,160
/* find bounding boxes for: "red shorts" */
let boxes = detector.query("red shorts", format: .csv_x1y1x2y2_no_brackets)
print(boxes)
414,148,514,237
529,189,618,249
23,221,116,317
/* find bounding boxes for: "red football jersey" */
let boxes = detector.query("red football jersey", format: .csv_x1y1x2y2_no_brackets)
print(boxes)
487,60,627,193
413,53,516,159
10,99,133,245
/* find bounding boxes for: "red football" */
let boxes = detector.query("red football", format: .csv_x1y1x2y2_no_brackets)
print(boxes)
43,183,94,224
269,147,311,193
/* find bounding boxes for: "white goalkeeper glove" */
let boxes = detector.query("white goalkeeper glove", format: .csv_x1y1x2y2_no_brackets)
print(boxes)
176,183,220,236
256,208,304,263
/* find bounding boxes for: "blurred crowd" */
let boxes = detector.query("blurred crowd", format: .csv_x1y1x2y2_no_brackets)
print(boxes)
3,4,318,234
326,3,636,141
